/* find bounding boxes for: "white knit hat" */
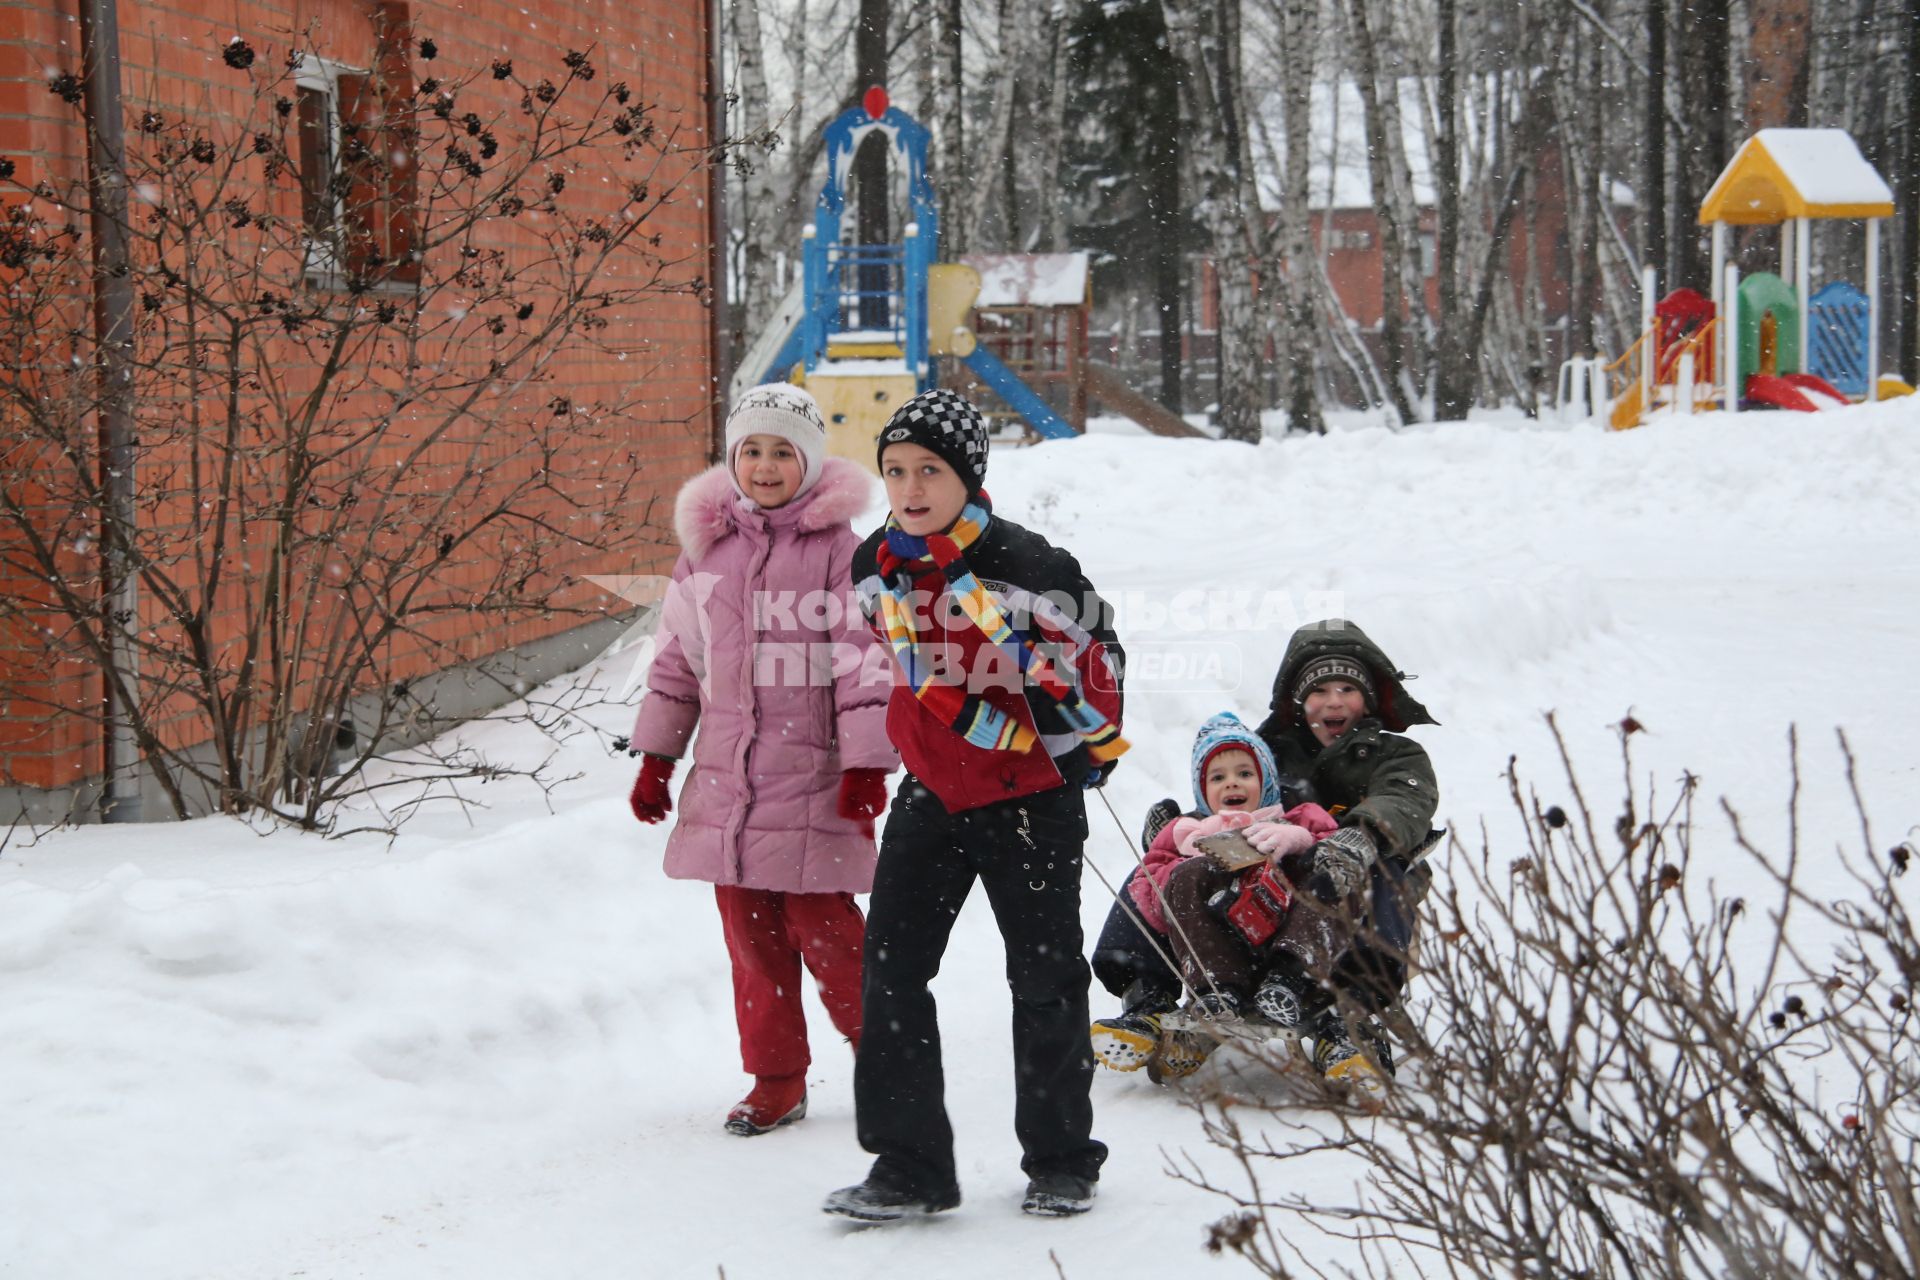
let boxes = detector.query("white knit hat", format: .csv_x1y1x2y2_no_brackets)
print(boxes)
725,384,829,500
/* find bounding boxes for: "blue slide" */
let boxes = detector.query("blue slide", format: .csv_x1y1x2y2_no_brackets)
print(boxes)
730,278,810,400
960,347,1076,439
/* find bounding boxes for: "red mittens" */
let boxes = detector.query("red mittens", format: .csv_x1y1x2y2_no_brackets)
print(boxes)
629,754,677,824
836,768,891,839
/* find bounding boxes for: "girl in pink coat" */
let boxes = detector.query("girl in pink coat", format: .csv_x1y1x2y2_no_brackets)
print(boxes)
627,384,898,1137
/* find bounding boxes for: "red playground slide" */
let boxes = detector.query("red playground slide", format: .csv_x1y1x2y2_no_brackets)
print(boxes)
1780,372,1851,407
1745,372,1850,412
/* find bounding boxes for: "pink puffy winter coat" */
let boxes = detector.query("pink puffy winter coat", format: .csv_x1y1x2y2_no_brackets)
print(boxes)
628,458,898,893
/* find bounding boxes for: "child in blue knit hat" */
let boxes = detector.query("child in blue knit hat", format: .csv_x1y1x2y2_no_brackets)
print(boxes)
1089,712,1333,1073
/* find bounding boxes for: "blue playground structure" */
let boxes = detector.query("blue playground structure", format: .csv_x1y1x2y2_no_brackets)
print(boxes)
734,88,1076,457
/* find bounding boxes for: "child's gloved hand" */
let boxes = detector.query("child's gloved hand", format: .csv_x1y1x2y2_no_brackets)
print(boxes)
628,754,676,824
1245,820,1316,860
836,768,891,838
1282,825,1379,904
1139,796,1182,852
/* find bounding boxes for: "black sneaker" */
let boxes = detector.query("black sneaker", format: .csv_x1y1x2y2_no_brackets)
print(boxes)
1022,1171,1097,1217
822,1179,961,1223
1120,978,1179,1019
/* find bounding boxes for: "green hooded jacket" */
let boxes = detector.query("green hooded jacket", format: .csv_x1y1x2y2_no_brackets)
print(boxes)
1255,620,1440,859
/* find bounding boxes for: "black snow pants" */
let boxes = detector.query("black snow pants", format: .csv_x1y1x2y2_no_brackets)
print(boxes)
1090,867,1183,1007
854,777,1108,1198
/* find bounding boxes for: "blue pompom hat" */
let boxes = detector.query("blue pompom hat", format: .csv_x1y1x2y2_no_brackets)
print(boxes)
1188,711,1284,815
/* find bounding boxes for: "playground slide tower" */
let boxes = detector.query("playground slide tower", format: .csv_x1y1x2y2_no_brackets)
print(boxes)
730,88,1076,465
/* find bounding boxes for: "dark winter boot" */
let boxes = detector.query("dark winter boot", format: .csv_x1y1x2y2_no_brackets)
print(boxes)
1022,1171,1097,1217
1090,981,1178,1072
1090,1010,1163,1072
1309,1008,1394,1106
724,1073,807,1136
1193,988,1243,1020
822,1177,962,1222
1153,989,1242,1081
1253,968,1314,1028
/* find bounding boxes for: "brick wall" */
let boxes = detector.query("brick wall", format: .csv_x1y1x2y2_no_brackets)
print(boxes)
0,0,717,799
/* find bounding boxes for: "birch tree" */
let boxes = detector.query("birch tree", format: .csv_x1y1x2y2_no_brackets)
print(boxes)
967,0,1044,247
1903,0,1919,380
1162,0,1268,439
1344,0,1420,422
1430,0,1470,418
1269,0,1321,432
932,0,967,253
730,0,783,351
1645,0,1668,284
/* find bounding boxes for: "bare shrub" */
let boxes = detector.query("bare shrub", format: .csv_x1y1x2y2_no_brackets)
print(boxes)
1175,716,1918,1279
0,32,761,825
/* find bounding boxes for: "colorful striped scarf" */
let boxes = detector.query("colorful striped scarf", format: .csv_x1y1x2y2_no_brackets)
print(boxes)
874,500,1129,763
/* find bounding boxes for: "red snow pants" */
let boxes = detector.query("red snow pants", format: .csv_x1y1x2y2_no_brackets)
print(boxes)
713,885,866,1077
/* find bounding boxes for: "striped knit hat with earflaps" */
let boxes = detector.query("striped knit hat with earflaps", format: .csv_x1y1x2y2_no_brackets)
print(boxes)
1291,653,1375,709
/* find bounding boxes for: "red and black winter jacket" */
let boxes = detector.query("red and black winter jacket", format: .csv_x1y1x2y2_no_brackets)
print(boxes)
852,515,1126,814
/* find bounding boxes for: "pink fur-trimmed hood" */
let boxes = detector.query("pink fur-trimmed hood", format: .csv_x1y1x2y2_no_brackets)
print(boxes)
629,452,896,895
673,456,875,560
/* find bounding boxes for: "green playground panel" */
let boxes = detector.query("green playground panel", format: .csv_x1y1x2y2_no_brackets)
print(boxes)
1736,271,1802,383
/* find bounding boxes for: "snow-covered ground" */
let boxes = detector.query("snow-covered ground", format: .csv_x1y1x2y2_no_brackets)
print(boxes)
6,400,1918,1278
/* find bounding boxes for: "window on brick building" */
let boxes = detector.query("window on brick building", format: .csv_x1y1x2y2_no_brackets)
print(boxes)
293,53,418,290
1418,231,1437,278
1326,228,1374,251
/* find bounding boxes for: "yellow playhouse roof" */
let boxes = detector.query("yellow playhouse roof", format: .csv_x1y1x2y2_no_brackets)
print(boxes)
1699,129,1895,225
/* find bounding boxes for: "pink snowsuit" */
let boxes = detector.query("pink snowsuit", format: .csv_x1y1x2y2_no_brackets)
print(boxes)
1130,802,1339,934
627,457,897,1078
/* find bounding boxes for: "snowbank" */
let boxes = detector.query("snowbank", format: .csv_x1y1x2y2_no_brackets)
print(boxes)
5,399,1918,1277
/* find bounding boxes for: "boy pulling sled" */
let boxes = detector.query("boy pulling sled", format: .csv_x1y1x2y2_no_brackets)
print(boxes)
1090,620,1441,1100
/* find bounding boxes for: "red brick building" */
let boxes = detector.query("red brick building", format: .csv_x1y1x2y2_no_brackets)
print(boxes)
1304,166,1575,335
0,0,723,820
1178,78,1617,408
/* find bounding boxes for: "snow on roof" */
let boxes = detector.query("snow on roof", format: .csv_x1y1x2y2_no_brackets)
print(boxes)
960,253,1089,308
1699,129,1894,224
1748,130,1894,205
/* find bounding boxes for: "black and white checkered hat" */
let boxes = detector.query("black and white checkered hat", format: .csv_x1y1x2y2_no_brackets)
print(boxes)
876,388,988,494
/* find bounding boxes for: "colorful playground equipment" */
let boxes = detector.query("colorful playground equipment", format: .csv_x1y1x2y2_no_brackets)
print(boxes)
1581,128,1915,429
729,89,1087,463
955,253,1093,431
